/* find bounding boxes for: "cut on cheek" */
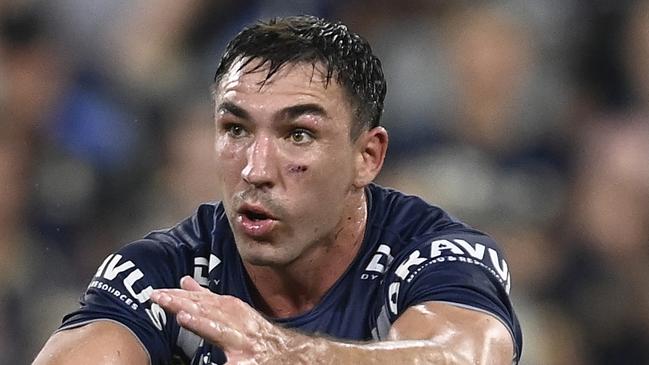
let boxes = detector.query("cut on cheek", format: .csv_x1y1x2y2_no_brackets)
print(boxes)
287,164,308,174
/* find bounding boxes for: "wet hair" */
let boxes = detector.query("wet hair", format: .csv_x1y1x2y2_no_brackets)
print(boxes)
212,15,387,137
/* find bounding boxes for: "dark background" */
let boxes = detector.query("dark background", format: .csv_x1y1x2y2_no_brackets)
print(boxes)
2,1,649,363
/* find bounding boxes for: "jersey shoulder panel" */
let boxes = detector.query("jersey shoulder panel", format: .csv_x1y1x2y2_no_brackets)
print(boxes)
60,203,222,364
366,184,469,243
145,202,221,251
366,185,522,362
381,231,522,362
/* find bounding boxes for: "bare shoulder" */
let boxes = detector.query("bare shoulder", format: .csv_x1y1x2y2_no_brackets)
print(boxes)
33,321,149,365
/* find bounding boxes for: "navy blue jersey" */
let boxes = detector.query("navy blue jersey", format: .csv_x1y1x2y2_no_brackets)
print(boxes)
60,184,522,364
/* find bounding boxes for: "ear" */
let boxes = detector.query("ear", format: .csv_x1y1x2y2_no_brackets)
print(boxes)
353,127,389,188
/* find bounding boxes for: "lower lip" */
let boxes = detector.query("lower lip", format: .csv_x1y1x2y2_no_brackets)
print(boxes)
236,214,277,237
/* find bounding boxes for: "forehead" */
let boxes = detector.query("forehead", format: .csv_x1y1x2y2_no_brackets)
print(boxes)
214,58,351,109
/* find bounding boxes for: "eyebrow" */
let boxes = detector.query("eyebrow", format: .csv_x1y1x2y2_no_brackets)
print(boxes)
279,103,328,121
216,101,250,119
216,101,329,122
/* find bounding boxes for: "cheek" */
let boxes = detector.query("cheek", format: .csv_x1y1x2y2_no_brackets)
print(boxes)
289,149,354,189
214,139,245,182
280,147,312,177
285,156,351,207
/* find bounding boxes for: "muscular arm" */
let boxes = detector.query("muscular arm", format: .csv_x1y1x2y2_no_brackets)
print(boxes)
33,295,512,365
153,277,515,364
321,302,514,364
32,321,149,365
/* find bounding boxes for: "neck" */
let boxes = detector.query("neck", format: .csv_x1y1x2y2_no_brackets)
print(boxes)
243,188,368,318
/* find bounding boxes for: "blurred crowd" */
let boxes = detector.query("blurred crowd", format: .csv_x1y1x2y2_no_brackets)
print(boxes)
1,0,648,363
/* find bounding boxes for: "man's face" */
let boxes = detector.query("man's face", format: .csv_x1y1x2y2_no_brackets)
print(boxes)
213,59,361,267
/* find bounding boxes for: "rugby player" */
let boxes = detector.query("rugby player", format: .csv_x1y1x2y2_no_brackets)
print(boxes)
34,15,522,364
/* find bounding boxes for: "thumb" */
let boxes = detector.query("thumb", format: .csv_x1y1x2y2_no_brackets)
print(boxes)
180,276,206,292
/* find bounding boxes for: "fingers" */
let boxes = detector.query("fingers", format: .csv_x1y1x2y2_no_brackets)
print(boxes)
180,275,205,292
175,309,247,350
150,288,250,352
150,289,209,317
150,282,281,362
148,276,206,315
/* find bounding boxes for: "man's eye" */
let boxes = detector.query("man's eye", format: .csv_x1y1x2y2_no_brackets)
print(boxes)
226,124,247,138
289,129,314,144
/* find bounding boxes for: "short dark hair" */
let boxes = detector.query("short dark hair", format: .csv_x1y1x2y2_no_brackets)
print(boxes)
212,15,387,137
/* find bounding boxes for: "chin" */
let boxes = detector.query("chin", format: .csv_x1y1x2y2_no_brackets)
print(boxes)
237,243,295,267
241,253,294,267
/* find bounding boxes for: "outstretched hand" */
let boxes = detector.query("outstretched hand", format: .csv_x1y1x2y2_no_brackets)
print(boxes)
150,276,313,364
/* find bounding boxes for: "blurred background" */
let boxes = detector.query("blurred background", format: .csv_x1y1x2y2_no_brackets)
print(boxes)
1,0,648,363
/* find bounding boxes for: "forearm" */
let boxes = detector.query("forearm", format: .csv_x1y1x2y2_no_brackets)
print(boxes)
280,334,471,365
151,282,514,364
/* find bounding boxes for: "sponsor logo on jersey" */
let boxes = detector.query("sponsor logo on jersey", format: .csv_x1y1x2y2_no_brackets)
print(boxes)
387,238,511,315
361,244,394,280
93,254,167,331
87,280,139,310
193,254,221,287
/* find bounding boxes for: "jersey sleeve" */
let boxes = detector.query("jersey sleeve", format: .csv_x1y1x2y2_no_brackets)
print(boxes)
59,237,192,364
374,231,522,362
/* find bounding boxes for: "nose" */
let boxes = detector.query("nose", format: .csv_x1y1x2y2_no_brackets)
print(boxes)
241,135,277,188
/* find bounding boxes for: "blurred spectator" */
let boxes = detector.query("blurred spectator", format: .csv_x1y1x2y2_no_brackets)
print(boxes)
624,0,649,108
378,2,569,228
122,95,220,242
555,118,649,364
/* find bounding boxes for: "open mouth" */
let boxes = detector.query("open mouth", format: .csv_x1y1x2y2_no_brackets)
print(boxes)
236,205,277,237
238,203,276,221
244,210,270,221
